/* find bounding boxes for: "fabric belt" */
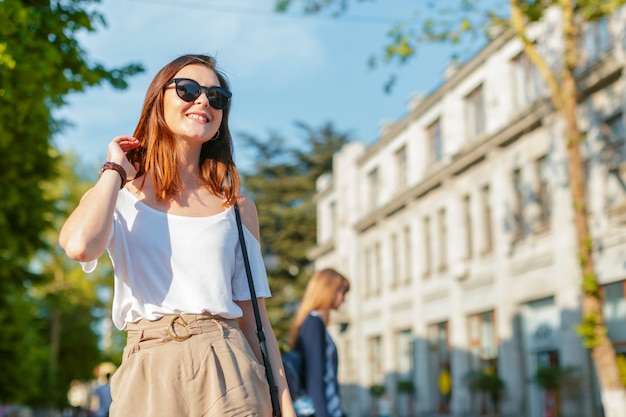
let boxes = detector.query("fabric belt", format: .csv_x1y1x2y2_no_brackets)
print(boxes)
124,313,237,358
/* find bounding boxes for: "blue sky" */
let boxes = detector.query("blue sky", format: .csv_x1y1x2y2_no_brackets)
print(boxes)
54,0,460,171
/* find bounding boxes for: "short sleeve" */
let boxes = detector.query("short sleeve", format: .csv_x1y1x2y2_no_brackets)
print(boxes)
80,260,98,273
232,226,271,300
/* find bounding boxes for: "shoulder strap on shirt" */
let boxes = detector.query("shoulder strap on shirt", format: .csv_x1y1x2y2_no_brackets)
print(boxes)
233,203,281,417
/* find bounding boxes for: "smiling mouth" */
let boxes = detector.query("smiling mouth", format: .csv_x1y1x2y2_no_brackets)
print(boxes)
187,114,208,123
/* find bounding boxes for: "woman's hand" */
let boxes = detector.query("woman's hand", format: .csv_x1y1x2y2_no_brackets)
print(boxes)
108,135,141,180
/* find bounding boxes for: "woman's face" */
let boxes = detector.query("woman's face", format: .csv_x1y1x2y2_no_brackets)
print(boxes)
332,286,347,310
163,64,224,144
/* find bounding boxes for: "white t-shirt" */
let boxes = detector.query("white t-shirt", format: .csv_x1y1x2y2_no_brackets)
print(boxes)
82,188,271,330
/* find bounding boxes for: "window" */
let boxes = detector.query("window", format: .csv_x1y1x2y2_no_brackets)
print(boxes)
368,335,384,385
429,322,451,413
391,232,399,289
512,53,544,109
363,247,372,298
601,114,626,211
468,311,498,371
512,168,524,238
428,118,443,164
602,280,626,416
430,322,450,363
603,281,626,348
580,16,612,68
535,156,551,230
601,114,626,166
481,185,493,255
438,208,448,272
536,350,560,417
465,85,485,139
368,167,379,208
327,200,336,239
403,226,412,284
374,242,382,296
423,216,432,278
396,329,414,379
464,194,473,259
396,145,408,187
363,246,380,298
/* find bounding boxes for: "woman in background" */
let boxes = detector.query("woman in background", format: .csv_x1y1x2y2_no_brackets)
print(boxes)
289,268,350,417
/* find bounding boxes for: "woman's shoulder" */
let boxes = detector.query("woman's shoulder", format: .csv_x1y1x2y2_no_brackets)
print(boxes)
236,194,261,241
301,312,325,329
236,194,257,213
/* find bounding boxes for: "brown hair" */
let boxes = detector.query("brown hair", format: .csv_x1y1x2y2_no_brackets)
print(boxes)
127,54,240,205
288,268,350,347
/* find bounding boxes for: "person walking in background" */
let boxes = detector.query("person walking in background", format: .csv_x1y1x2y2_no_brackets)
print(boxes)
91,372,112,417
289,268,350,417
59,54,294,417
378,391,393,417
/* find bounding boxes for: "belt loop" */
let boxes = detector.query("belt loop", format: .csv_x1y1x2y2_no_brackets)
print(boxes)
212,318,226,338
126,329,143,358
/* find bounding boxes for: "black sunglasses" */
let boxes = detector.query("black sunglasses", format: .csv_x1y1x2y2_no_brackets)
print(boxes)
165,78,232,110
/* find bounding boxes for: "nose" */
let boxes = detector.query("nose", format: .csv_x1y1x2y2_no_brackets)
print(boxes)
194,87,211,106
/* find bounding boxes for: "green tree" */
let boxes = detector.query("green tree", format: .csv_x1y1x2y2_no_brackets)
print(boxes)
31,153,111,409
239,122,351,339
0,285,49,404
0,0,142,291
0,0,142,407
275,0,626,414
0,154,110,408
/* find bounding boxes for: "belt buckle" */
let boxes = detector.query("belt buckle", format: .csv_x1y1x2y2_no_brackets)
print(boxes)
167,315,192,342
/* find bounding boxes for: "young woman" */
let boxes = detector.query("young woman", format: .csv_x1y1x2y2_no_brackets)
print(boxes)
60,54,295,417
288,268,350,417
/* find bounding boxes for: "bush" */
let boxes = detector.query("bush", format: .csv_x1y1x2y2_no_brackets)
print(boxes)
396,379,415,394
533,365,576,391
369,384,386,397
465,370,504,394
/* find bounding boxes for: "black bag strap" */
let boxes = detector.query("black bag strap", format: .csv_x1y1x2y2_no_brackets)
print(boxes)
234,203,281,417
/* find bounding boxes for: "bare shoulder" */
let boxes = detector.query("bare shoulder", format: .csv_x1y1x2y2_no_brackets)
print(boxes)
237,194,258,214
237,195,261,241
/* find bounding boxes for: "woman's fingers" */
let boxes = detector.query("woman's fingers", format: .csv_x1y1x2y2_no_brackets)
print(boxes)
106,136,141,180
118,136,140,152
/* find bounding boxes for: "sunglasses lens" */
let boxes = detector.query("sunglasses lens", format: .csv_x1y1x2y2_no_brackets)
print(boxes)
175,79,201,102
171,79,231,109
207,87,230,110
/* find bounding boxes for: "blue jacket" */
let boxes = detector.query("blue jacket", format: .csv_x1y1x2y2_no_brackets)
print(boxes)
295,313,345,417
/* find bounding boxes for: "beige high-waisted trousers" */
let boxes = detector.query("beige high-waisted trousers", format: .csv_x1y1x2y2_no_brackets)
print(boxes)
110,313,272,417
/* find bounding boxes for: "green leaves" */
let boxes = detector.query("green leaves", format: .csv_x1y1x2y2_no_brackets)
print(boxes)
577,0,626,21
575,313,607,348
533,365,577,391
0,0,143,408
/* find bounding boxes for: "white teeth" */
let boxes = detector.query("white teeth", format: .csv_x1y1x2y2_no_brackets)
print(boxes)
187,114,208,122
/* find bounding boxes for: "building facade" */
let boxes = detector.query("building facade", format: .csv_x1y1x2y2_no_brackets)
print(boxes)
310,7,626,417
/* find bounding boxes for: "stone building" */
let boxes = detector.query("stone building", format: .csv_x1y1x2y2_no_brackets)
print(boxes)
309,7,626,417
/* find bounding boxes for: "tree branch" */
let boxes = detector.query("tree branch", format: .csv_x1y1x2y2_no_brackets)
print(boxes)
509,0,563,111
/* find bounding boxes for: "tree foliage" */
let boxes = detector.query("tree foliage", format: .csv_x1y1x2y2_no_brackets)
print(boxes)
33,154,112,409
0,0,142,408
239,122,351,339
0,0,142,292
1,153,115,409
